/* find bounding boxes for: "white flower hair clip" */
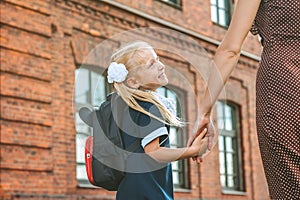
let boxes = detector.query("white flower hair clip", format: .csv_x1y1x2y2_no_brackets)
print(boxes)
107,62,128,83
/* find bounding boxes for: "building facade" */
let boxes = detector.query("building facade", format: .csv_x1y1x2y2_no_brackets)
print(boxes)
0,0,270,199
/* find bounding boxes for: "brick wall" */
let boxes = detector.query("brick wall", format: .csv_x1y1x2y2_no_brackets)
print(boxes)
0,0,269,199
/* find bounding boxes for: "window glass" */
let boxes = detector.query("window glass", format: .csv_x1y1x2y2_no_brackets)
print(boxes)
157,86,188,189
172,170,180,184
76,134,87,163
219,136,224,151
217,101,244,191
160,0,181,7
75,112,90,134
226,153,234,174
210,0,233,27
225,105,232,118
218,9,227,26
169,127,178,147
220,175,226,186
219,0,226,8
75,67,108,186
219,151,225,174
91,71,106,105
75,68,90,104
225,137,233,152
77,165,88,181
228,176,234,187
211,7,218,23
225,104,233,130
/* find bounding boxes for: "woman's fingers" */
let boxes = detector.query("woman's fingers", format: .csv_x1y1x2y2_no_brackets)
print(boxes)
187,116,209,146
187,136,195,147
196,157,203,163
199,128,208,139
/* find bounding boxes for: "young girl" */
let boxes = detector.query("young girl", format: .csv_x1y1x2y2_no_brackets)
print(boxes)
106,41,208,200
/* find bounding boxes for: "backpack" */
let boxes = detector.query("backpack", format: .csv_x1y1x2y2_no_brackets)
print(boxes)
79,93,139,191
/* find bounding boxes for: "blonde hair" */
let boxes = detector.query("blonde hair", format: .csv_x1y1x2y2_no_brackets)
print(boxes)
110,41,183,127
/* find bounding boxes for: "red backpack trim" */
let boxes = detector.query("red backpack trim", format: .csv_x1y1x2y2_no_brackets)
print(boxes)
85,136,95,185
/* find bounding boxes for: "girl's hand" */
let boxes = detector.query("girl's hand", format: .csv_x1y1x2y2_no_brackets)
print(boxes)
189,128,208,157
195,122,216,163
187,114,216,163
187,114,210,147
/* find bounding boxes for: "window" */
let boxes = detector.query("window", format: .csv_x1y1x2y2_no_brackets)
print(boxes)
210,0,234,27
217,101,244,192
157,87,189,189
160,0,181,8
75,67,109,186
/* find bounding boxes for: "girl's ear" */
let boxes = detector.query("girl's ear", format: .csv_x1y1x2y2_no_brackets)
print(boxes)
125,77,140,89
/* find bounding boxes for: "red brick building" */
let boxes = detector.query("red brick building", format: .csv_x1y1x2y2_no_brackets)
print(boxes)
0,0,270,199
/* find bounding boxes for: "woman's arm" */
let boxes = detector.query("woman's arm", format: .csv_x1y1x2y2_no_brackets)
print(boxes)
144,129,208,163
188,0,261,153
201,0,261,114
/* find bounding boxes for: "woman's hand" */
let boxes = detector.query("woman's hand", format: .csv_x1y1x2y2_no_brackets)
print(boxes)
187,116,210,146
187,114,216,163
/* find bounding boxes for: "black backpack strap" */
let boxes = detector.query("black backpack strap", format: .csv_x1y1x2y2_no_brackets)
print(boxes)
105,92,140,153
125,138,140,153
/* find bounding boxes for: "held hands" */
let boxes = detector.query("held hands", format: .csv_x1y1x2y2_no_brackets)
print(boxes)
187,115,217,163
189,128,209,157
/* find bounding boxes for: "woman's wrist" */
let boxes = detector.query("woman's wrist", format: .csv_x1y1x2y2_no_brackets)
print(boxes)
199,112,212,125
199,107,212,117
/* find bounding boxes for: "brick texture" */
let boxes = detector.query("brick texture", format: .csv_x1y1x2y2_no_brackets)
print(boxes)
0,0,269,199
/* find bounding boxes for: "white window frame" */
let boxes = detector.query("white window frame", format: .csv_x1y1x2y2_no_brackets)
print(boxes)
217,101,245,192
157,86,189,189
75,66,109,187
210,0,234,27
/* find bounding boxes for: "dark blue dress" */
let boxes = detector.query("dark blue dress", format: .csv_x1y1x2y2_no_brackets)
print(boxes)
116,100,174,200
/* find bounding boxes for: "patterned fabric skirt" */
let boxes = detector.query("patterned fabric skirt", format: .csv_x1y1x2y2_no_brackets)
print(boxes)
256,38,300,199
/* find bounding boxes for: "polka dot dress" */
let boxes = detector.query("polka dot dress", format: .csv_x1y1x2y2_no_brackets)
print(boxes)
251,0,300,199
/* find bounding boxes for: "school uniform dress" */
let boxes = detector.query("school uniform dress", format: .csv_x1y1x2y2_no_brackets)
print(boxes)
116,94,174,200
250,0,300,199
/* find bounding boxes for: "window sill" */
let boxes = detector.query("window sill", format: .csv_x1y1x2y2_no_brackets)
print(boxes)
222,189,247,196
155,0,182,10
212,21,229,29
78,182,100,189
174,188,191,193
78,182,192,193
